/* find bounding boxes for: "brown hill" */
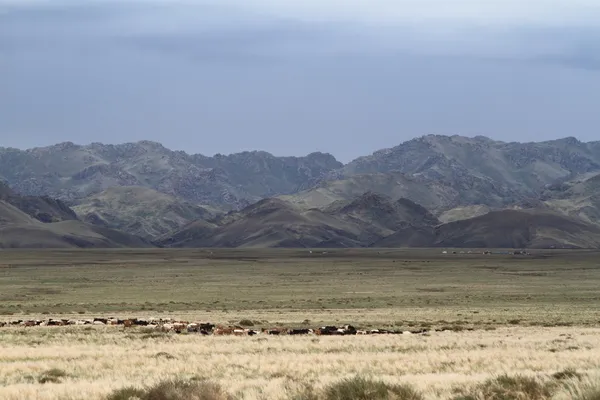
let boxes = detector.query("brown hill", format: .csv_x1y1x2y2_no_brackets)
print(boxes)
324,192,440,242
0,220,152,248
157,198,364,248
0,181,77,223
374,209,600,249
0,184,152,248
159,194,441,249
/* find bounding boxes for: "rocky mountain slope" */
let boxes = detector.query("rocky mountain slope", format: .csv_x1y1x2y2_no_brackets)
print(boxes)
0,141,341,209
279,172,460,212
0,183,152,248
71,186,215,239
541,172,600,225
336,135,600,208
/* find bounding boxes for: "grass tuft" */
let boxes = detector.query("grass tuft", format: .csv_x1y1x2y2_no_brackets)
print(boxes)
455,374,553,400
38,368,68,384
154,352,177,360
552,368,582,381
106,387,147,400
576,385,600,400
323,376,423,400
106,379,232,400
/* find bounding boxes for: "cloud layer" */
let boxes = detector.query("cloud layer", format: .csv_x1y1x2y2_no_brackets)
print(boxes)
1,1,599,161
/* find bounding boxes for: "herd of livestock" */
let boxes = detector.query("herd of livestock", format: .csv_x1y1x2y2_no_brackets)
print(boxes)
0,317,440,335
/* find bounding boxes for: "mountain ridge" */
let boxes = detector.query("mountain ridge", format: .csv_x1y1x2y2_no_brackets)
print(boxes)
4,134,600,248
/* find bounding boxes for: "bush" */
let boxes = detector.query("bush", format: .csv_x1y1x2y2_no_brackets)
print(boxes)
323,376,423,400
238,319,254,327
552,368,582,381
456,375,553,400
106,379,232,400
153,352,177,360
38,368,68,384
106,387,146,400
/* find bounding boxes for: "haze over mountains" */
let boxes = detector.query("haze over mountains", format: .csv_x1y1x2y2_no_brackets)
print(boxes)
2,134,600,249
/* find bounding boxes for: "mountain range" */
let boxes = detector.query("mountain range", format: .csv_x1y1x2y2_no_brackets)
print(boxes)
2,134,600,249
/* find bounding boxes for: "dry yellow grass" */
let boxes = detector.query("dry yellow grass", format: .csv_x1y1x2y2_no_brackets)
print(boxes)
2,249,600,399
1,326,600,400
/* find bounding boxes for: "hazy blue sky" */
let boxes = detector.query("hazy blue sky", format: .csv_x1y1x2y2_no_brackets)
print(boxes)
1,0,600,162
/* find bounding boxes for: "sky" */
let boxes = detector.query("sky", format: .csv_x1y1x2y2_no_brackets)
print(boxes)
1,0,600,162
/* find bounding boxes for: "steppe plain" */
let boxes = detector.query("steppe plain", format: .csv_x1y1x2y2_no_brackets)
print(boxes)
1,248,600,399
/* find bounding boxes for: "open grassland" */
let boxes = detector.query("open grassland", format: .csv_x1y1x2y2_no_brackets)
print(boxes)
1,326,600,399
1,248,600,326
1,248,600,399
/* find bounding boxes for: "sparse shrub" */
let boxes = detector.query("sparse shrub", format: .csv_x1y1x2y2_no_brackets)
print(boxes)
238,319,254,327
38,368,68,384
106,379,232,400
323,376,423,400
552,368,582,381
508,319,521,325
457,375,553,400
154,352,177,360
144,379,231,400
106,387,146,400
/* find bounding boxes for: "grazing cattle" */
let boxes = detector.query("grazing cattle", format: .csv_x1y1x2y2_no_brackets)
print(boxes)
214,326,234,335
316,326,339,335
0,315,438,339
343,325,357,335
264,328,286,335
288,329,311,335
